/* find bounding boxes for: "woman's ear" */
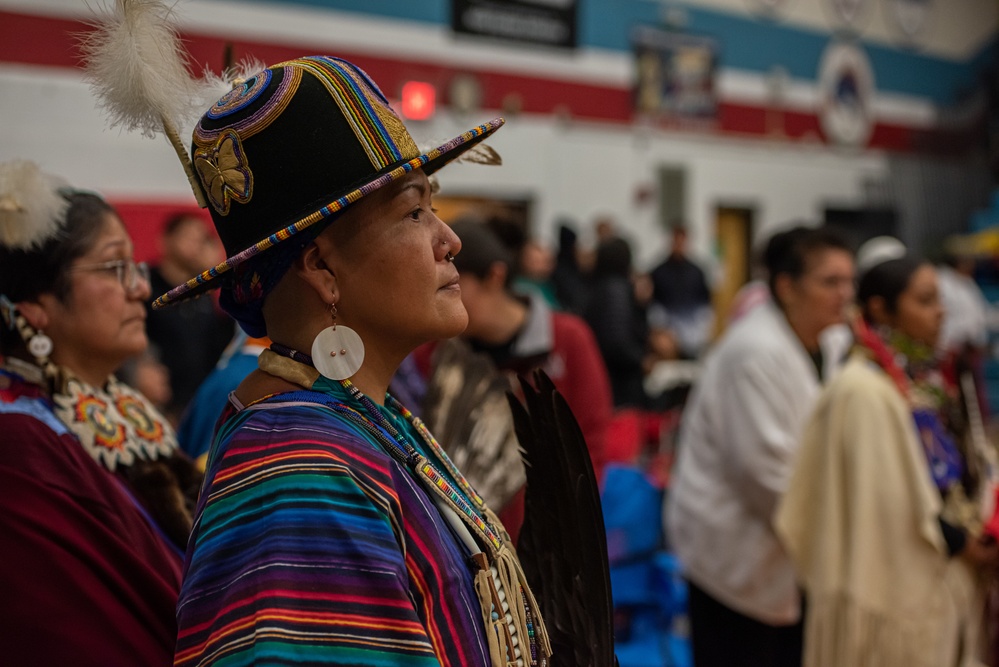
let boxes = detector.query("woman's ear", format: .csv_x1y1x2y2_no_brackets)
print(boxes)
293,240,339,303
15,299,50,331
773,273,794,310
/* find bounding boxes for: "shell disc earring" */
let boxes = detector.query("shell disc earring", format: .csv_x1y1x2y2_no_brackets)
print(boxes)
311,302,364,381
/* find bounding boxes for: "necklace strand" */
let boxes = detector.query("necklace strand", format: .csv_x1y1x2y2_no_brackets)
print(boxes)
267,344,501,548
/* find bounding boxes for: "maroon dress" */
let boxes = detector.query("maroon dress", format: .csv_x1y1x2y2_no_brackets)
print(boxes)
0,368,182,665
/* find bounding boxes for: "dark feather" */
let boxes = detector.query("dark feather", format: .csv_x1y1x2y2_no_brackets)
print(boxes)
508,370,617,667
422,338,525,510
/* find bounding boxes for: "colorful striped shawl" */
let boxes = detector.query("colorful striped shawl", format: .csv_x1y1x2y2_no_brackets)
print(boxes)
175,392,491,666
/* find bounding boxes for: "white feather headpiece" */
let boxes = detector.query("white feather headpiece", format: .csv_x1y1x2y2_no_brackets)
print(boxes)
0,161,71,251
80,0,241,208
81,0,199,138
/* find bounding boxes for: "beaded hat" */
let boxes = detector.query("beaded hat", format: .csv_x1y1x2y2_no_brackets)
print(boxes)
152,55,503,308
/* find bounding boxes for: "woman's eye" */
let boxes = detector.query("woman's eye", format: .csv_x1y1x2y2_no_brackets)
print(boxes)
408,208,422,221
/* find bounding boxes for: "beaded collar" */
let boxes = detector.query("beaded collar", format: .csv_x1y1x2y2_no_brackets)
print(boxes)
2,357,178,472
853,318,964,493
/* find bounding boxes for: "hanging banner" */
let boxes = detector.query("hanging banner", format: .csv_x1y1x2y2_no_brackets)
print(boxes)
818,39,876,147
633,26,718,120
452,0,578,49
892,0,932,38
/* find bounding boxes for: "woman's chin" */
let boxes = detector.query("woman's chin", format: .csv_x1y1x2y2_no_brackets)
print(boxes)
438,310,469,340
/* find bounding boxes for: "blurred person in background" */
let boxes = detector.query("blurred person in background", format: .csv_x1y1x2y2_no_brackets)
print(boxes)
175,330,270,468
145,212,233,422
777,243,999,667
551,221,590,315
584,236,661,409
482,213,561,307
594,215,618,244
937,239,991,419
649,225,714,358
418,218,614,539
0,162,198,664
667,226,855,667
117,344,173,413
938,239,989,358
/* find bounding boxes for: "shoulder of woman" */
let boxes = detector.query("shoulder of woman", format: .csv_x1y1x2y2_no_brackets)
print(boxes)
223,397,401,471
822,354,906,414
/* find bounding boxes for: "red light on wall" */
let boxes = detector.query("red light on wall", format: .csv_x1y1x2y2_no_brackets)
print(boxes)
401,81,436,120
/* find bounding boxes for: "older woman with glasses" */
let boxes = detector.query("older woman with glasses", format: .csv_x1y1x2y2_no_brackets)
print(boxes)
0,161,200,665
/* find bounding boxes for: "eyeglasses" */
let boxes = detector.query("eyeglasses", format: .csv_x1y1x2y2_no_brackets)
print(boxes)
71,259,150,292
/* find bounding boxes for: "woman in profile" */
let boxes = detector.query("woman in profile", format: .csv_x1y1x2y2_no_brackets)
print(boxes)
778,244,998,667
0,162,196,665
110,54,553,666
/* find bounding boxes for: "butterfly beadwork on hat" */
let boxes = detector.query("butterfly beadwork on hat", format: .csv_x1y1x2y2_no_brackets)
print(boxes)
194,130,253,215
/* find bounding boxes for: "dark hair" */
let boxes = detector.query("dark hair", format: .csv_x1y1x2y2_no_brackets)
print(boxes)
857,256,926,321
450,218,517,288
764,225,851,302
0,192,116,355
593,237,633,278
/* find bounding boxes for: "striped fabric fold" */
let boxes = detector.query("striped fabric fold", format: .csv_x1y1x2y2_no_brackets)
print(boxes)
175,397,491,666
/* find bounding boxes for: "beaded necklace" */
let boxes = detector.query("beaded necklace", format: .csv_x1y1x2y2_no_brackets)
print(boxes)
269,343,501,550
853,318,964,492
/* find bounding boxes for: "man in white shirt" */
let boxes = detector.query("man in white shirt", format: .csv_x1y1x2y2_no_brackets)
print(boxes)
667,226,855,667
936,254,988,355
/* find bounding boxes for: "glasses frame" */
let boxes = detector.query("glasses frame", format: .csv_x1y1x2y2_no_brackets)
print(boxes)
70,259,150,292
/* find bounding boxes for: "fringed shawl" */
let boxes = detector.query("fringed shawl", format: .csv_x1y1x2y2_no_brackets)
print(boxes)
776,354,985,667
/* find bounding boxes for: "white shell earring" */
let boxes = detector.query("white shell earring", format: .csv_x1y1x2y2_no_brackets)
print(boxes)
28,330,53,362
311,302,364,381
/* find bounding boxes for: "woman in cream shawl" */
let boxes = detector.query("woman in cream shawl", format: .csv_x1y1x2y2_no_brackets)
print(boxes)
776,247,998,667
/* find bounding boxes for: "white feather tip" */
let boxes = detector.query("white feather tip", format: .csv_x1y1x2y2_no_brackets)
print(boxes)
0,161,70,251
81,0,201,139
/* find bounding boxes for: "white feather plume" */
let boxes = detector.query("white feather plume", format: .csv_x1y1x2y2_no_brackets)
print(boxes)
0,161,70,251
81,0,200,139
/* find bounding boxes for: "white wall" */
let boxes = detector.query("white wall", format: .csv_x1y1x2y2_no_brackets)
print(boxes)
0,61,888,270
431,110,886,268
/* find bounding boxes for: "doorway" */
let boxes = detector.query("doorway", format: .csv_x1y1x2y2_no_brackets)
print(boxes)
713,206,754,337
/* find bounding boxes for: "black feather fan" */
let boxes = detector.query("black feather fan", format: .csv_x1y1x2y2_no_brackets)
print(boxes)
507,370,618,667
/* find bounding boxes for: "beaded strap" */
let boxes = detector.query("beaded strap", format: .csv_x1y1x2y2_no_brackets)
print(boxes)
387,395,486,508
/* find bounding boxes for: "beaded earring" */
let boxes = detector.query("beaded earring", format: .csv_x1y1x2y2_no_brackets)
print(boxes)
311,301,364,380
0,295,55,371
27,330,54,363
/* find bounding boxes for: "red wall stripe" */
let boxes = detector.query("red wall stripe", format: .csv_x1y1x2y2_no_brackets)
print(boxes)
0,9,979,154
